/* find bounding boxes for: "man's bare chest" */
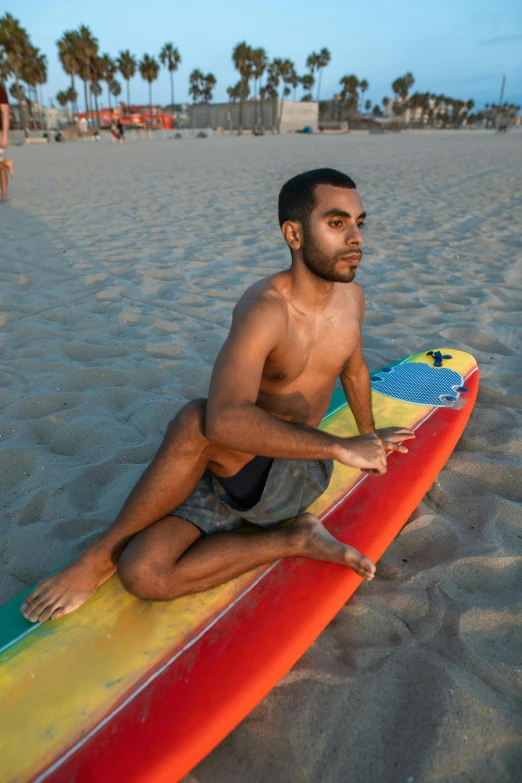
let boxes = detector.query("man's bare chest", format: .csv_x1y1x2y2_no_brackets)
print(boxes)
262,313,360,386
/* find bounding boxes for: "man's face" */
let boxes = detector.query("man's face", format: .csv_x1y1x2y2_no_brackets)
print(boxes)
301,185,365,283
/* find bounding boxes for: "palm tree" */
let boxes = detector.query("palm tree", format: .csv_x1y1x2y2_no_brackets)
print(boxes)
251,47,268,131
271,58,295,132
0,49,11,84
300,73,314,101
266,62,280,132
117,50,137,107
305,51,320,91
202,73,216,103
90,59,103,127
76,25,98,121
66,85,77,120
57,31,80,116
232,41,253,135
227,83,239,103
159,42,181,122
188,68,204,102
139,54,160,125
316,47,331,101
289,68,299,101
364,99,371,113
34,50,48,127
339,75,359,120
21,46,38,127
359,79,369,114
99,53,116,111
0,13,30,130
391,72,414,124
110,79,121,104
56,90,68,108
21,45,47,127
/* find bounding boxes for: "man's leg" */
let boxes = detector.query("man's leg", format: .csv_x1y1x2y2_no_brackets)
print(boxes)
117,511,376,602
21,398,375,623
0,163,8,202
21,399,249,622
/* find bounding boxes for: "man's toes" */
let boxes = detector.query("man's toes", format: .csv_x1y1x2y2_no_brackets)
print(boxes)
21,592,41,613
37,602,62,623
361,558,376,580
50,607,66,620
24,597,53,622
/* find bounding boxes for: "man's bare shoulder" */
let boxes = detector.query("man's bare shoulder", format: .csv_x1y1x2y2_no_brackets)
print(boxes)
231,274,289,333
233,273,289,317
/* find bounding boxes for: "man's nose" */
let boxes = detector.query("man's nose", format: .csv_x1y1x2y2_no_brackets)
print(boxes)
346,223,363,245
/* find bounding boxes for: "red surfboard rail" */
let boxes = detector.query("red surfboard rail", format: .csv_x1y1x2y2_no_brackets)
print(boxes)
31,366,478,783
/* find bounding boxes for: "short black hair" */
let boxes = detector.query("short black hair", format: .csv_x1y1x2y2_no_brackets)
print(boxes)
278,168,357,228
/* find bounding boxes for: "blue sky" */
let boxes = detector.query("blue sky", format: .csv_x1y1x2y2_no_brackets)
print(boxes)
11,0,522,109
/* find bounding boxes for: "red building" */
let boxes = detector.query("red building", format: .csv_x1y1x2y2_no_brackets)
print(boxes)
74,102,174,130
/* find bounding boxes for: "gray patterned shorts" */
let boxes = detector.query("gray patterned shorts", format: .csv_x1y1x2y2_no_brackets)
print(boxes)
172,458,334,535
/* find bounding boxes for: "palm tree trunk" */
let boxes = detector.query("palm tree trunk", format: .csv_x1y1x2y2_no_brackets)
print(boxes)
170,71,175,128
94,90,100,128
317,69,322,102
126,79,130,108
83,79,89,117
39,84,45,128
238,80,244,136
278,87,285,133
70,75,75,117
13,68,27,132
149,82,152,128
259,93,264,131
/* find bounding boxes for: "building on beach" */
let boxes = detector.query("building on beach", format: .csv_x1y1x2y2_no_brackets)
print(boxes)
73,103,174,130
187,99,318,133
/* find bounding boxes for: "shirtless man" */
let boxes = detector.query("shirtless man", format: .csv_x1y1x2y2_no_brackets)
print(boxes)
21,168,414,624
0,82,14,202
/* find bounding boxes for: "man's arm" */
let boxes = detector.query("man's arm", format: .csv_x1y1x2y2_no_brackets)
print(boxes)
340,338,375,435
1,102,9,147
340,287,375,434
205,296,389,472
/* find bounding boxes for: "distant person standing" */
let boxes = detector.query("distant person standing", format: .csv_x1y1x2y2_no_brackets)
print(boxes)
117,119,125,142
0,82,14,202
110,118,122,144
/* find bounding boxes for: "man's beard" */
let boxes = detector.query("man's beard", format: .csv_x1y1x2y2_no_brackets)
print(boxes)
301,227,361,283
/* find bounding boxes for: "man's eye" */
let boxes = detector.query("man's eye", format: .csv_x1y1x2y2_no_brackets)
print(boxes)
357,223,365,229
330,220,342,227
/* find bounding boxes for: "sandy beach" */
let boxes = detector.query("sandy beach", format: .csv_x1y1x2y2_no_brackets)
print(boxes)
1,130,521,782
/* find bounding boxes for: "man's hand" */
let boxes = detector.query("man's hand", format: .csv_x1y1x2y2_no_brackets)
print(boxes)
333,427,415,475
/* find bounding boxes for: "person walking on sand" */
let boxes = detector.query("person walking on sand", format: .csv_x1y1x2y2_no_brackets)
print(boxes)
21,168,415,624
110,117,122,144
117,118,126,142
0,83,14,202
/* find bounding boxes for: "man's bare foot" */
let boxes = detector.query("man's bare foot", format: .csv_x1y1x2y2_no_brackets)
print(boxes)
20,555,116,623
290,512,376,580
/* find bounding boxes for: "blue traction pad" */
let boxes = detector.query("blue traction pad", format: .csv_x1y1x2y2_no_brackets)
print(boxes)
371,362,465,407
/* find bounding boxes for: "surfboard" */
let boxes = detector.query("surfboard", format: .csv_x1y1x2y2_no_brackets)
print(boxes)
0,348,478,783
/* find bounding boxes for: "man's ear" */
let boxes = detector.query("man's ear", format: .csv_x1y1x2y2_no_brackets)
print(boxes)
281,220,303,252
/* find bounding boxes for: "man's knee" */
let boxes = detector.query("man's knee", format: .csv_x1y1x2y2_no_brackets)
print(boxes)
166,398,208,443
117,544,171,600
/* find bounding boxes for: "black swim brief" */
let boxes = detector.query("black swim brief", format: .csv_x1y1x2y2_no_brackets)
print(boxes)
172,457,334,536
